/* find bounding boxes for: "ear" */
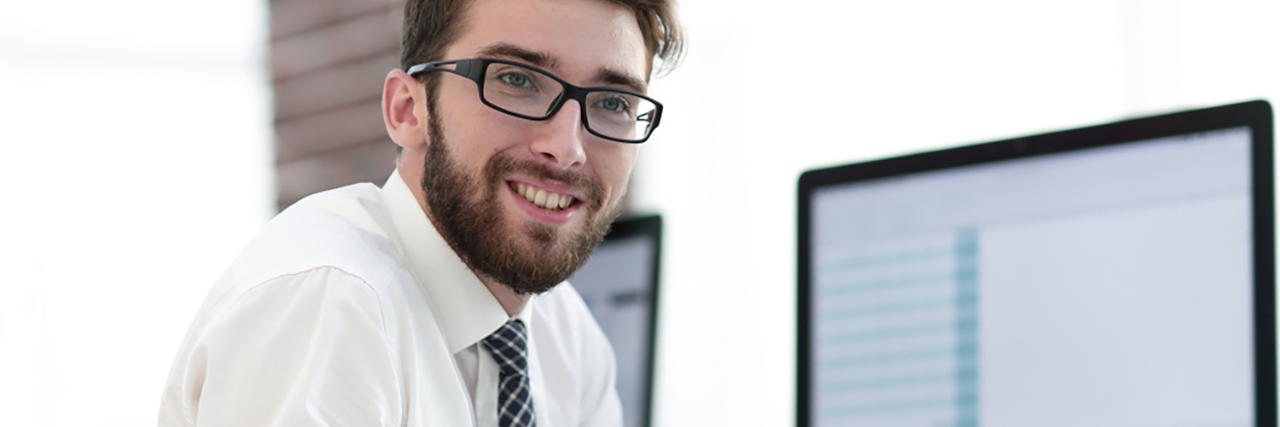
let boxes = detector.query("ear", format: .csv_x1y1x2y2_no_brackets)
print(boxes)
382,69,428,150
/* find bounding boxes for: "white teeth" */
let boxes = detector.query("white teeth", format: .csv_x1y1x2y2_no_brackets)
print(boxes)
513,182,575,211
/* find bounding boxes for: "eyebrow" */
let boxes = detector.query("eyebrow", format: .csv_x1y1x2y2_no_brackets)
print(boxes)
477,43,559,71
593,69,648,94
477,42,648,94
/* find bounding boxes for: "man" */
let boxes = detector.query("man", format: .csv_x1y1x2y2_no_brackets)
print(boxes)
157,0,682,425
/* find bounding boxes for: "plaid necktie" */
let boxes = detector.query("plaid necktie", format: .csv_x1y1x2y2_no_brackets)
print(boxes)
481,319,536,427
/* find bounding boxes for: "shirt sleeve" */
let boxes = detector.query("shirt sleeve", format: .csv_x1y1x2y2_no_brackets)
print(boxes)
186,267,402,426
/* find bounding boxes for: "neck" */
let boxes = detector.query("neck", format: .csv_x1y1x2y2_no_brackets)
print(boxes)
478,274,530,317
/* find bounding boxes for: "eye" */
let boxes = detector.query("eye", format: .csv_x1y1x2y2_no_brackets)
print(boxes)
499,71,534,88
595,96,630,114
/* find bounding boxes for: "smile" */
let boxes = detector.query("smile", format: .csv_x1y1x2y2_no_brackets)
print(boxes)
511,182,576,211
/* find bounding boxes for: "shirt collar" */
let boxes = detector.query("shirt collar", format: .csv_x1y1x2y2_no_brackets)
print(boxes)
381,169,529,354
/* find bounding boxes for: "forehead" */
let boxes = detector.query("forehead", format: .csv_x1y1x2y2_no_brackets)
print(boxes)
449,0,648,85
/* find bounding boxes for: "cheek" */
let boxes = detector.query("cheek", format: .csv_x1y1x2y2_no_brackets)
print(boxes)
436,78,526,153
593,144,638,201
439,106,521,162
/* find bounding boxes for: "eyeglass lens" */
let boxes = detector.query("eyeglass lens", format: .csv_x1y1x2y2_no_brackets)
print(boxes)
482,62,656,141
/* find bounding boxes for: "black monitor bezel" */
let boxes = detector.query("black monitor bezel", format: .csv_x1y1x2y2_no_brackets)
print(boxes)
597,214,663,427
796,100,1274,427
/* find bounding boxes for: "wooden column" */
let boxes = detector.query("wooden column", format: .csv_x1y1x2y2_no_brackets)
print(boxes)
270,0,405,210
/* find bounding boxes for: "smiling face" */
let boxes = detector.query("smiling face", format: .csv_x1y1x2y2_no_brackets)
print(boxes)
407,0,648,294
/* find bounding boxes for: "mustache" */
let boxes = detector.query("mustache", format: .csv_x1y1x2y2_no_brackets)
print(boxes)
484,154,605,210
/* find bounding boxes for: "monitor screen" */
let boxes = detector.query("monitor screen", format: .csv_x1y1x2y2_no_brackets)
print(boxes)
798,101,1274,427
568,215,662,427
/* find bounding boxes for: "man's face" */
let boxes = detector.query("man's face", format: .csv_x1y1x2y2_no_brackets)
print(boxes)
420,0,648,294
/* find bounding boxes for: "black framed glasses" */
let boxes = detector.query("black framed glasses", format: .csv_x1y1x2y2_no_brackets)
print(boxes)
406,57,662,143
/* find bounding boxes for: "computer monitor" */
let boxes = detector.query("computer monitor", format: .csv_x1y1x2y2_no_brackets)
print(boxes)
568,214,663,427
797,101,1275,427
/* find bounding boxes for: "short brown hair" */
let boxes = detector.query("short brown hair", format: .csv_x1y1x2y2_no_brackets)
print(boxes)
400,0,685,78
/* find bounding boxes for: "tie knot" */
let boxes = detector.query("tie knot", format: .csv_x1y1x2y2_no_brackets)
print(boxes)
482,319,530,377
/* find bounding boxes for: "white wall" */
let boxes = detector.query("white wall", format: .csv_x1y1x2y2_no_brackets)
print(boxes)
635,1,1280,426
0,1,272,426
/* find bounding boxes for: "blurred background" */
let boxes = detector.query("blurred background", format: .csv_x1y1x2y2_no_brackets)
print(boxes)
1,0,1278,426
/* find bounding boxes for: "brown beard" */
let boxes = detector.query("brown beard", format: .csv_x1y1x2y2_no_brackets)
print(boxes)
420,102,619,295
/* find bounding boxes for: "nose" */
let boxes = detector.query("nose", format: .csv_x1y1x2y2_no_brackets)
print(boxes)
529,99,587,170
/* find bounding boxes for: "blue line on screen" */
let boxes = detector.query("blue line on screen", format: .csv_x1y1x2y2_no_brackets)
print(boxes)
953,229,980,427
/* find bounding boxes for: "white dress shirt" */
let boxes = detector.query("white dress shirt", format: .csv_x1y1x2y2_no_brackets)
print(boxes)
158,170,623,427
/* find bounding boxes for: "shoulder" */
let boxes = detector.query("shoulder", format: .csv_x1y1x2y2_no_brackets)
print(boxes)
191,262,398,357
162,184,439,425
162,266,406,426
224,183,405,297
186,183,416,341
214,266,389,337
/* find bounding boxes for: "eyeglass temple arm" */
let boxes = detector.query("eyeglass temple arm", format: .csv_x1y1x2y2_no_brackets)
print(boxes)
405,59,483,81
